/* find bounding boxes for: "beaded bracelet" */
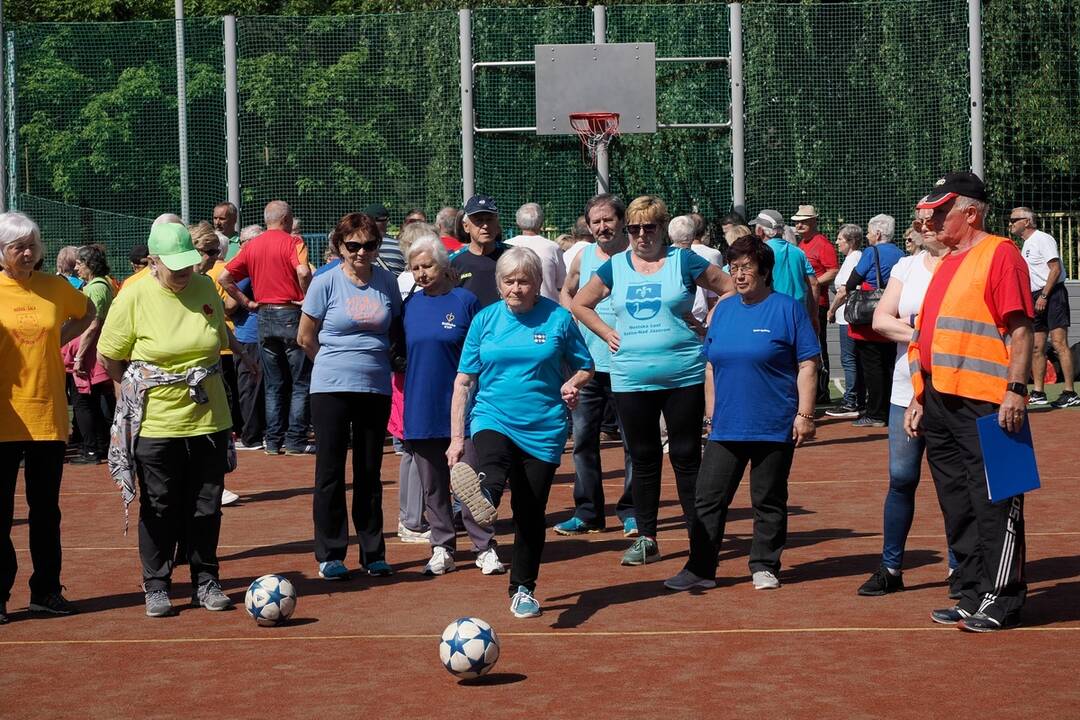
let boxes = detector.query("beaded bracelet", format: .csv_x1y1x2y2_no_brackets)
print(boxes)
796,412,815,421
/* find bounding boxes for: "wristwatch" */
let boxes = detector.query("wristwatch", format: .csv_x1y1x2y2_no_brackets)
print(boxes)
1006,381,1028,397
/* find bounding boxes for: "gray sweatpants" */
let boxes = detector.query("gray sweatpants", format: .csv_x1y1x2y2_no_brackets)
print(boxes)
408,438,495,554
398,448,426,532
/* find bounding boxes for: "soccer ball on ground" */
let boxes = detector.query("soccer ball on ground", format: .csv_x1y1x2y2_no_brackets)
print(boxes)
439,617,500,679
245,574,297,626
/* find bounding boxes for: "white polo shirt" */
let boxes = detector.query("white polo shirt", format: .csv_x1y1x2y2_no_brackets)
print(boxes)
1020,229,1063,292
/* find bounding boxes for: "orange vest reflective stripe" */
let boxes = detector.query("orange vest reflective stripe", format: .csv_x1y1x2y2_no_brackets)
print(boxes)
909,234,1012,404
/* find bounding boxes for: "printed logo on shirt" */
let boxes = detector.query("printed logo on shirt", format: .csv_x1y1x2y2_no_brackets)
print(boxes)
625,283,662,321
12,306,47,345
442,312,457,330
533,332,547,344
346,294,388,326
753,328,771,334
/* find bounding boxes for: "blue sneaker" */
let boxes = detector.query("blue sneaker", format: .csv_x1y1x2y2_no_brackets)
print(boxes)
553,516,601,536
318,560,350,580
365,560,394,577
622,517,639,538
510,585,542,618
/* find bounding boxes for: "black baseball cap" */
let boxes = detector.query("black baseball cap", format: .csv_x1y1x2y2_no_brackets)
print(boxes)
916,172,987,209
362,203,389,220
464,194,499,216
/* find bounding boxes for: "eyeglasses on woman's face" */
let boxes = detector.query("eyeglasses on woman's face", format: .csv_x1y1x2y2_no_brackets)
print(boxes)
625,223,658,236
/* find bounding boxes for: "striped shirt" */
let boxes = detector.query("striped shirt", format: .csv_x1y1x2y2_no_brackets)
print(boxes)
380,236,406,275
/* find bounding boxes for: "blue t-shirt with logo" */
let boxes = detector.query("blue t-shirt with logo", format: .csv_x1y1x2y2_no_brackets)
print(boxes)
706,291,821,443
595,246,711,392
403,287,481,440
301,264,402,395
458,297,593,464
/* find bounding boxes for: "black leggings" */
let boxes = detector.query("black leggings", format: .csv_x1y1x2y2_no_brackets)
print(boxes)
72,382,116,457
474,430,558,597
311,392,391,567
612,384,708,555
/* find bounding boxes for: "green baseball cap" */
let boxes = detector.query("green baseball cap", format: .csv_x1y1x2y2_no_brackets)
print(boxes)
148,223,201,271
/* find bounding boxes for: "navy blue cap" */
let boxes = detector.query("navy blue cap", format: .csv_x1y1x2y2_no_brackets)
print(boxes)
464,194,499,216
362,203,389,220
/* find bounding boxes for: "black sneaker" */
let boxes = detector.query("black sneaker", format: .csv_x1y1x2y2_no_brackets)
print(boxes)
69,452,101,465
1028,391,1048,407
857,565,904,596
1051,390,1080,409
947,572,962,600
28,591,78,616
959,612,1020,633
0,601,8,624
192,580,234,611
825,404,860,418
930,606,971,625
852,416,887,428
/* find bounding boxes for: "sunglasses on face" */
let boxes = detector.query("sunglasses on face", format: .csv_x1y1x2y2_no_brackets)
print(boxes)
344,239,380,253
1009,217,1027,223
625,223,658,236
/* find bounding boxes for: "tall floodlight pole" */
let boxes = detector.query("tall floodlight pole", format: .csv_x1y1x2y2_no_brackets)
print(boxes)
593,5,609,194
224,15,241,224
0,0,6,213
459,9,475,202
968,0,984,178
729,3,745,218
175,0,190,222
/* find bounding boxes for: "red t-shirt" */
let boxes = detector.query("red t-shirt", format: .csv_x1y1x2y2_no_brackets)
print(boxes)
440,235,464,252
919,239,1033,374
799,233,838,307
224,229,304,304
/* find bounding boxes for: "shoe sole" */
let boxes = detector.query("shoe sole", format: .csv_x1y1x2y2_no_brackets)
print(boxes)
621,553,661,566
930,610,969,625
664,580,717,591
319,571,350,580
623,528,640,538
145,606,174,617
553,525,602,536
511,606,542,618
27,604,76,616
423,564,456,576
475,559,507,575
451,463,497,528
753,583,781,590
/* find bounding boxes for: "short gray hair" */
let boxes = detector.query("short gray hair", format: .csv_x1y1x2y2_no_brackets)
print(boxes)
56,245,79,274
955,196,989,227
239,224,263,243
435,206,458,235
152,213,183,227
515,203,544,233
495,246,542,288
407,235,450,271
668,215,696,247
836,223,864,251
397,221,439,260
867,214,896,244
264,200,293,228
0,212,43,263
1012,206,1036,226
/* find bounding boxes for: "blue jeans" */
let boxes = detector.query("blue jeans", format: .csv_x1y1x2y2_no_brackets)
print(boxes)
258,306,312,453
838,326,864,408
883,403,957,571
570,372,633,527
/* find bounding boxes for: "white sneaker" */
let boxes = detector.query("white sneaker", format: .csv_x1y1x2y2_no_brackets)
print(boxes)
221,488,240,506
475,547,506,575
397,522,431,544
423,547,456,576
235,440,264,451
752,570,781,590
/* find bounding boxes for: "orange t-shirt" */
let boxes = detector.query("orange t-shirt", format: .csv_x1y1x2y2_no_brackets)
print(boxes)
0,272,89,441
205,261,235,355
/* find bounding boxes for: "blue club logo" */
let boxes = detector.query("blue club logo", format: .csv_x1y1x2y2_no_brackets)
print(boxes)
625,283,662,320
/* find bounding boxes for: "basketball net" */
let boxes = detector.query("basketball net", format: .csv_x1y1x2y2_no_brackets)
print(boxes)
569,112,620,166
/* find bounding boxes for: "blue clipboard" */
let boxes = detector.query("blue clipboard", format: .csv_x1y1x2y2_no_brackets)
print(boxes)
975,413,1040,503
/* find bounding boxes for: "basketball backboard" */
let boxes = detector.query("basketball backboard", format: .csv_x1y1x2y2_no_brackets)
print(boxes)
534,43,657,135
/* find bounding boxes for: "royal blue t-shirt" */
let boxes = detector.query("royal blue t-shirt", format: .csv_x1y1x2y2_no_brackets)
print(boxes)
706,291,820,443
301,264,402,395
853,243,904,289
233,277,259,344
403,287,481,440
459,297,593,464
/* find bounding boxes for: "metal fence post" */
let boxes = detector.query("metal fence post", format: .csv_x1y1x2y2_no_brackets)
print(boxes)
175,0,190,222
593,5,609,195
968,0,983,178
0,0,6,213
459,9,474,203
729,3,745,218
5,30,14,211
224,15,241,224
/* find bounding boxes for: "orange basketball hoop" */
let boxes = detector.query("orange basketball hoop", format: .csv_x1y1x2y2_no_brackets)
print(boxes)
569,112,620,165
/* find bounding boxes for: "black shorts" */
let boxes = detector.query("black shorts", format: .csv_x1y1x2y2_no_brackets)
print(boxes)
1032,283,1071,333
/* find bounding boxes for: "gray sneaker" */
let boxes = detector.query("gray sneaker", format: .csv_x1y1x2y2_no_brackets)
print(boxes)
450,463,497,528
144,589,173,617
192,580,234,611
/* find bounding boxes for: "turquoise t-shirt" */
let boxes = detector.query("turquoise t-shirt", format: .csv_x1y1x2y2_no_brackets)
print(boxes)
577,243,618,373
458,297,593,464
765,238,814,302
595,246,711,392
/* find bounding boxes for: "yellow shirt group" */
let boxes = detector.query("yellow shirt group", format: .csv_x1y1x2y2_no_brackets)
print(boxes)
0,272,88,442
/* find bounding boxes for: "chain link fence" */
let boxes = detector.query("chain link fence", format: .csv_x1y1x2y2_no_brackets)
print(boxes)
5,1,1080,279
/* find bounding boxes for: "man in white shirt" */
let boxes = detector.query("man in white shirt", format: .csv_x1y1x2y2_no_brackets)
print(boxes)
506,202,565,302
1011,207,1078,407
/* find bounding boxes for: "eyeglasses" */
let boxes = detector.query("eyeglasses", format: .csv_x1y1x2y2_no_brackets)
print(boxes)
625,223,658,236
728,262,758,275
344,239,380,253
912,218,936,231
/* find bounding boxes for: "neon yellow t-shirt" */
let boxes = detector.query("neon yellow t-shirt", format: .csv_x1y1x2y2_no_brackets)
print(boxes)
0,272,88,441
97,273,232,438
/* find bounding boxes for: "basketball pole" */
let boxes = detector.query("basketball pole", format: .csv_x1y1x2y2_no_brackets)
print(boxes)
0,0,6,213
967,0,984,178
459,9,475,202
592,5,610,195
729,3,745,219
224,15,241,225
174,0,190,223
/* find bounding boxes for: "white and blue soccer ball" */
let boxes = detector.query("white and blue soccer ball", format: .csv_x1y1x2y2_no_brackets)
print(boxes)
245,574,297,627
439,617,500,679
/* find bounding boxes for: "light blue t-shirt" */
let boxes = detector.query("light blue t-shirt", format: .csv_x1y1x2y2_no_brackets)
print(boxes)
706,291,820,443
458,297,593,464
302,264,402,395
595,246,711,392
766,238,814,302
578,243,618,374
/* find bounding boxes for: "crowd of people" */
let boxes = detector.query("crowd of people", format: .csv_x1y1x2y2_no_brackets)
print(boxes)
0,170,1068,630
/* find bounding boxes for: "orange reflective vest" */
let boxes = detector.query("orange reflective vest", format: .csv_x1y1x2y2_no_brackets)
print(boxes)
909,234,1012,404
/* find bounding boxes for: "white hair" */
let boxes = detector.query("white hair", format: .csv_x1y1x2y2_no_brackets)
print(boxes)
1012,206,1036,227
397,222,439,261
495,246,543,288
955,196,988,227
0,212,43,263
435,206,458,235
263,200,292,229
515,203,544,233
152,213,183,227
667,216,697,247
407,235,450,271
239,224,263,243
867,214,896,244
